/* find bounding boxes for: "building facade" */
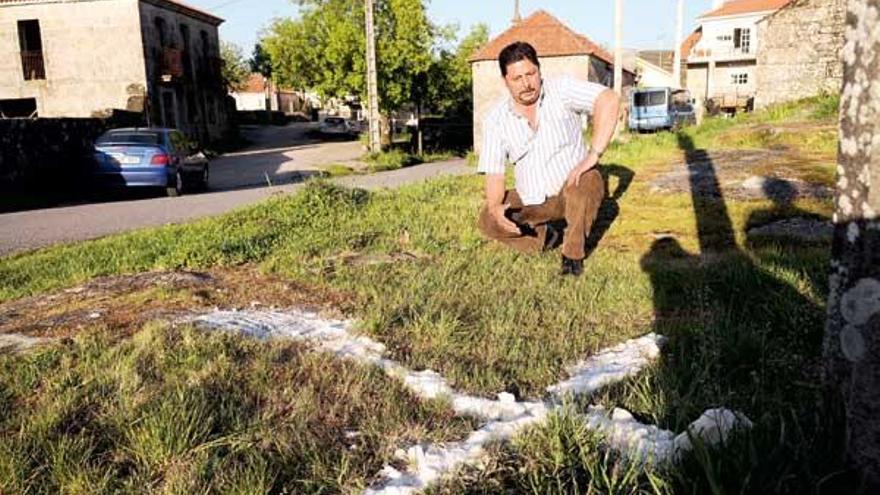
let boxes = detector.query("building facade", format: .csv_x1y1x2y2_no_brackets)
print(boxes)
469,10,635,154
231,73,310,116
753,0,845,108
0,0,227,141
684,0,791,112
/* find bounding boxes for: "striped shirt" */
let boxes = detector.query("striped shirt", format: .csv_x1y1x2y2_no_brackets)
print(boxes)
478,76,607,205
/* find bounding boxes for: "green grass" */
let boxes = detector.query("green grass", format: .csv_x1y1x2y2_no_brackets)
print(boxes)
321,163,357,177
363,149,422,171
0,94,850,492
0,323,472,494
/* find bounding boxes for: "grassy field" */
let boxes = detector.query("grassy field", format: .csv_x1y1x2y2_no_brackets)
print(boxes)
0,94,855,493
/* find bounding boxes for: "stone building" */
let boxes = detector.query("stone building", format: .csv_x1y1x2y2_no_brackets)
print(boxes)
753,0,846,108
684,0,792,113
0,0,228,142
468,10,635,154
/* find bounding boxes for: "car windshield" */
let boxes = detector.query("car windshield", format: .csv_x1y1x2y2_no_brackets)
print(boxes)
97,132,161,145
634,91,667,107
324,118,344,125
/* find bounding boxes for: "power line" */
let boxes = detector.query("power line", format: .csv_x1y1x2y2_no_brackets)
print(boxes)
208,0,247,11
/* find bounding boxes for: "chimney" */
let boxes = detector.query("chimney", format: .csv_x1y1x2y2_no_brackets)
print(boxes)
512,0,522,24
712,0,726,8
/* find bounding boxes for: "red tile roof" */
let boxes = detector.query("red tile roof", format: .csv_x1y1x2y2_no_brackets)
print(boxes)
700,0,792,19
680,28,702,61
242,73,266,93
470,10,629,72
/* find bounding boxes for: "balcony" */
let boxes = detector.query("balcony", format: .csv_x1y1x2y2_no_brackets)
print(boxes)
20,50,45,80
687,46,755,64
160,47,184,82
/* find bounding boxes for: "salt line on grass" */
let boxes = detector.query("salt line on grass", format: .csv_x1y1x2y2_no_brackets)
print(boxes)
192,311,750,494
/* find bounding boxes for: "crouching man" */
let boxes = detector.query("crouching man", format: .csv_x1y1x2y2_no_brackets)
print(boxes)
477,41,620,276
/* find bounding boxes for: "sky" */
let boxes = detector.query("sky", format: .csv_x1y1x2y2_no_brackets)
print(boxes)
188,0,716,56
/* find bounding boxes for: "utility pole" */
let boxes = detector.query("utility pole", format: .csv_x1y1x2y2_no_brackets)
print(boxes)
673,0,683,88
365,0,381,152
613,0,623,96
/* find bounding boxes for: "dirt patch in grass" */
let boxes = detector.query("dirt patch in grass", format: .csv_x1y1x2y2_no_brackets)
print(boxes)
0,267,356,340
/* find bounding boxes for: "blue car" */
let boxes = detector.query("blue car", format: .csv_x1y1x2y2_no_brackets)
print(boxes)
92,128,209,196
629,87,696,132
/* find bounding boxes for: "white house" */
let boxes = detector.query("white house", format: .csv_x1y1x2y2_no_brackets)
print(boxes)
684,0,791,112
636,59,674,88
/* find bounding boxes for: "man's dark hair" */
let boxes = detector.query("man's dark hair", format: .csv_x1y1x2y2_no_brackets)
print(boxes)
498,41,540,77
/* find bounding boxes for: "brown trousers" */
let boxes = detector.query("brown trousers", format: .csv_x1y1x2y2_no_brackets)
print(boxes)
477,168,605,260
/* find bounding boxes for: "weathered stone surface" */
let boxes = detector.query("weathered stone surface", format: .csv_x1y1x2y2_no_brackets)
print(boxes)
823,0,880,485
747,217,833,242
755,0,847,108
649,149,833,200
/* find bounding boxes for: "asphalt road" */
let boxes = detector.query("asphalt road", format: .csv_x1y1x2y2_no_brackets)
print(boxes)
0,159,472,257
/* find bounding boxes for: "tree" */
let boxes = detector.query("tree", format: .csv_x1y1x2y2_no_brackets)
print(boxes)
250,42,273,78
262,0,434,114
823,0,880,487
220,41,250,91
423,23,488,119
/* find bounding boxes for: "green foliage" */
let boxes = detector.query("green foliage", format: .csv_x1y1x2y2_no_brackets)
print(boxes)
263,0,434,113
421,23,489,118
249,42,272,78
220,41,251,92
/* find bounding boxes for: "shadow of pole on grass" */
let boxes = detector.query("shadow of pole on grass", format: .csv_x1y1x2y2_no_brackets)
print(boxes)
581,163,636,260
636,133,850,491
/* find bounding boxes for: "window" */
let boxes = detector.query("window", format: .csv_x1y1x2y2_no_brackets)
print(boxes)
0,97,37,118
634,90,667,107
716,34,732,42
17,20,45,80
734,28,751,53
97,132,161,145
179,24,192,77
731,73,748,85
200,30,210,57
155,17,167,47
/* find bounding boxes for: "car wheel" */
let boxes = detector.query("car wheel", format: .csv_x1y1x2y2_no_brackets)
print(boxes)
166,170,183,197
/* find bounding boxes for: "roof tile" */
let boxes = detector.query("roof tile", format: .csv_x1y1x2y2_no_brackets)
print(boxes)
469,10,618,68
700,0,792,19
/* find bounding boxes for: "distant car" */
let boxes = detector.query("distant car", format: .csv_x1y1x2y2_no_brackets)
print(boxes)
92,128,209,196
319,116,355,137
629,87,696,132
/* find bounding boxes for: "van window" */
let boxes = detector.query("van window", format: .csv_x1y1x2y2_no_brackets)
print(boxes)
634,91,667,107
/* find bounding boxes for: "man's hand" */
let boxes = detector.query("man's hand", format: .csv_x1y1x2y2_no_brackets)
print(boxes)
566,153,599,188
488,203,520,234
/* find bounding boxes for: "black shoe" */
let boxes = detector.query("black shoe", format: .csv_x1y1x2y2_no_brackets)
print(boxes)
543,223,562,251
561,256,584,277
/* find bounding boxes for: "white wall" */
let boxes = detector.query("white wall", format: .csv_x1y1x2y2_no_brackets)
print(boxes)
692,12,770,59
232,92,266,111
637,60,675,88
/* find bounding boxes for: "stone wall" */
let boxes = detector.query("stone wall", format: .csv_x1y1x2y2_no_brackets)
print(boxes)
754,0,846,108
0,112,143,191
139,0,228,142
0,0,147,118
